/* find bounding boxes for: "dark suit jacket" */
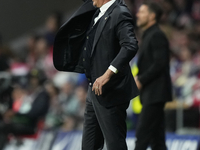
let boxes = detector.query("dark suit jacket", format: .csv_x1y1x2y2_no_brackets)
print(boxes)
14,89,50,127
53,0,139,107
137,24,172,104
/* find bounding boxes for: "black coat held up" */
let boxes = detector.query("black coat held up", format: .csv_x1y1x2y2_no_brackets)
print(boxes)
53,0,139,107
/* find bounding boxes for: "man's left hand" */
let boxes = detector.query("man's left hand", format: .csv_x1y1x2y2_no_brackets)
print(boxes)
92,69,114,96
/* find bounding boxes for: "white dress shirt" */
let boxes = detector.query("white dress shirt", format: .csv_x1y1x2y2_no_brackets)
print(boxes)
93,0,118,74
94,0,116,25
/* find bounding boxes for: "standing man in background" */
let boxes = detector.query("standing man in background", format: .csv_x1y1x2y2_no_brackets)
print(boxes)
53,0,138,149
134,2,172,150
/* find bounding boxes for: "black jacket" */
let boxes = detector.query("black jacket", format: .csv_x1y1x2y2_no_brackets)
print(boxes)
13,89,50,127
137,24,172,104
53,0,139,106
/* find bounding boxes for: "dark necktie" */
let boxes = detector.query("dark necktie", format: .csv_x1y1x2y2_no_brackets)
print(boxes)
91,9,100,26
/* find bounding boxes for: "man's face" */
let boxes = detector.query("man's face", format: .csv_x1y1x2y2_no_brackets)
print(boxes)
92,0,104,8
136,5,151,28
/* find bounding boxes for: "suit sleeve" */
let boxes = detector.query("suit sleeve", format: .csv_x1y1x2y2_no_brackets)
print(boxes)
138,32,169,85
110,11,138,71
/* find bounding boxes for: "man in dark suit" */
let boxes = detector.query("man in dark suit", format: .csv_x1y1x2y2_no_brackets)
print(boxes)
53,0,138,149
134,2,172,150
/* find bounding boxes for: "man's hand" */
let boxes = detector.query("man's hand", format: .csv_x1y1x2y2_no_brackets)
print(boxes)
92,69,114,96
135,76,142,90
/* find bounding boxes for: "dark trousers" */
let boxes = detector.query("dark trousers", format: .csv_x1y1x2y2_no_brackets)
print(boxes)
82,86,129,150
134,103,167,150
0,122,35,150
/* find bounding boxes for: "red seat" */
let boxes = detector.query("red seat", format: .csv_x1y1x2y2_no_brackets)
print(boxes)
18,119,44,139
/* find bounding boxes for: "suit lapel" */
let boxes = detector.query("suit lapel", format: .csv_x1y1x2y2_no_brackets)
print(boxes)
91,1,118,56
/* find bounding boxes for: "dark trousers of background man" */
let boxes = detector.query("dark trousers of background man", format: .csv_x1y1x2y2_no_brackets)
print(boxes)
82,87,129,150
134,102,167,150
0,122,35,150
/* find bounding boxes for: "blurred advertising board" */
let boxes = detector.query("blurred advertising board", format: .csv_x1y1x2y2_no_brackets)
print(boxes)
52,131,200,150
4,131,200,150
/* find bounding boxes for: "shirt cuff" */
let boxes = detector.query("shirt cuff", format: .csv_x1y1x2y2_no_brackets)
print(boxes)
108,65,118,74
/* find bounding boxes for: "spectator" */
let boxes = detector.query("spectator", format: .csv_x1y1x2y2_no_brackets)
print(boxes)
59,79,79,131
0,69,50,150
0,54,13,122
44,11,62,46
25,34,40,69
74,86,87,130
44,81,62,130
59,79,79,116
33,36,57,78
162,0,179,25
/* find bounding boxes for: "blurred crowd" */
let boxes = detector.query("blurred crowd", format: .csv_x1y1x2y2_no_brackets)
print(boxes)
0,0,200,144
0,11,88,140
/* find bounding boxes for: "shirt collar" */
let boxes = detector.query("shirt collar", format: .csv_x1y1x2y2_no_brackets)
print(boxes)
100,0,116,14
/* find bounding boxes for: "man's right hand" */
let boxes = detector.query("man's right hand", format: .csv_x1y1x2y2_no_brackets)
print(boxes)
135,76,142,90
